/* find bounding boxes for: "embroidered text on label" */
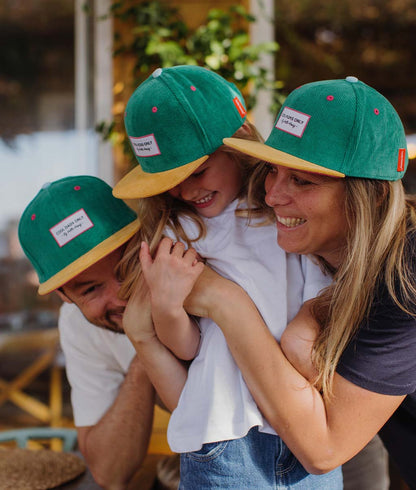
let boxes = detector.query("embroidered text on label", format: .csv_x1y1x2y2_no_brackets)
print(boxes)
275,107,311,138
129,134,161,157
50,209,94,247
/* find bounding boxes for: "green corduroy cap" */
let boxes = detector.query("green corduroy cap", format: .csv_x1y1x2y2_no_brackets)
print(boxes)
18,176,140,295
112,65,247,199
224,76,408,180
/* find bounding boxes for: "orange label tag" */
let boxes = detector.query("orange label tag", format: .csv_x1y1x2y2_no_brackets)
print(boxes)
397,148,406,172
233,97,247,118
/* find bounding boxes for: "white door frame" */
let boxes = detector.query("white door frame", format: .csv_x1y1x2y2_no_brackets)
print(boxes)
250,0,275,139
75,0,114,184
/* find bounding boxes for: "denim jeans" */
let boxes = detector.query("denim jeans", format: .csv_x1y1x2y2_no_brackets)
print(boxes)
179,427,343,489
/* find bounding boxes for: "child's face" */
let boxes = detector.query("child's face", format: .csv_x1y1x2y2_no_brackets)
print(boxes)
168,150,244,218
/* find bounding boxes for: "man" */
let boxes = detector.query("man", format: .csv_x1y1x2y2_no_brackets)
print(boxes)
18,175,176,489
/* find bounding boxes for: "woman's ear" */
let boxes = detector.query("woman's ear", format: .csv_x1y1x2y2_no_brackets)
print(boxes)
55,288,72,304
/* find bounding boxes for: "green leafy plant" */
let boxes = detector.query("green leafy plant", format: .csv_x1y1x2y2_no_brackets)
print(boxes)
99,0,281,166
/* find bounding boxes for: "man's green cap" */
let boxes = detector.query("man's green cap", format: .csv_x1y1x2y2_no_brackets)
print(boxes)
18,176,140,295
224,76,408,180
113,65,247,199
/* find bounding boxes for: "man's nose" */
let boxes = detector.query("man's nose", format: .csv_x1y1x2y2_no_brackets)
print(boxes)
106,280,126,307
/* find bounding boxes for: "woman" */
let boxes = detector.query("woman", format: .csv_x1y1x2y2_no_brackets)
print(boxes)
182,76,416,487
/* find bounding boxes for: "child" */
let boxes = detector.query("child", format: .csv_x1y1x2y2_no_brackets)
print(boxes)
114,65,341,488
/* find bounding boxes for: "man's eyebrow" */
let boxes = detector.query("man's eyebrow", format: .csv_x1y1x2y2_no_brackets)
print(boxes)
68,279,96,293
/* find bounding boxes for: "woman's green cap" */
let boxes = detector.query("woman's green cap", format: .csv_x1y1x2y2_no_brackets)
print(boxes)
18,176,140,295
113,65,247,199
224,77,408,181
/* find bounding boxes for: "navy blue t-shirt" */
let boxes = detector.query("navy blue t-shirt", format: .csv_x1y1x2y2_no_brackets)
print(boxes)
337,233,416,488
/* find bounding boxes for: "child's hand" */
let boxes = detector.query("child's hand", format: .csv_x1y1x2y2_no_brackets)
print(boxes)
139,237,204,360
139,237,204,316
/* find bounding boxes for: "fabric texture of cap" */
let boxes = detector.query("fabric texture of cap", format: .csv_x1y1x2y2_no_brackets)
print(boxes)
18,176,140,295
113,65,247,199
224,77,408,181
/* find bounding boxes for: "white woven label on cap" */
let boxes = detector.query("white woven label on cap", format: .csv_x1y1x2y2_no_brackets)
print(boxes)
129,134,161,157
50,209,93,247
276,107,310,138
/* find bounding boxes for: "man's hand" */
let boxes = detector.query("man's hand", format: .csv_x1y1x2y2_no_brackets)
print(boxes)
123,276,156,345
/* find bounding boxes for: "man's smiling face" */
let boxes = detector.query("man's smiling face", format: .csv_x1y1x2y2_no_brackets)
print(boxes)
58,247,126,333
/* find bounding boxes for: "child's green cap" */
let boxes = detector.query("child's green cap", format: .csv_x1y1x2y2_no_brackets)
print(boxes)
18,176,140,295
113,65,247,199
224,76,408,180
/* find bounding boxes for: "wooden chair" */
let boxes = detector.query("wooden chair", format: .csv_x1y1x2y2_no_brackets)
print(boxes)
0,328,71,443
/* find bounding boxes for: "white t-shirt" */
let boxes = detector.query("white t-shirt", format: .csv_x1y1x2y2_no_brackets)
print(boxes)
167,200,331,452
58,303,136,427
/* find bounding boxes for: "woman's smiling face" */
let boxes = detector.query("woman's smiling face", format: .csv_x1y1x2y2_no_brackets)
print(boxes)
264,164,348,268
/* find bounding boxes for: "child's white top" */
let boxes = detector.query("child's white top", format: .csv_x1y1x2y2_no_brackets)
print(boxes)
167,200,330,452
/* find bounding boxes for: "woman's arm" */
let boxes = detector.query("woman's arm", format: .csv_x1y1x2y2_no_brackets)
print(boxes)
185,267,404,473
280,300,319,382
139,238,204,361
123,275,188,412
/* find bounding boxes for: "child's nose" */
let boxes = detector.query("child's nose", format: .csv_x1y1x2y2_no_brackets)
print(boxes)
179,182,199,201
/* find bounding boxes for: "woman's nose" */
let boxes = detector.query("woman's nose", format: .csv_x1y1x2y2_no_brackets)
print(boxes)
264,173,291,208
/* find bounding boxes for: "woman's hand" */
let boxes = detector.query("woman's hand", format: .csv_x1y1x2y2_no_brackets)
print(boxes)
185,264,253,320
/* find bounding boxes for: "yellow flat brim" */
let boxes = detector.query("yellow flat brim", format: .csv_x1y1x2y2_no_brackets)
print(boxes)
38,219,141,295
113,156,209,199
223,138,345,178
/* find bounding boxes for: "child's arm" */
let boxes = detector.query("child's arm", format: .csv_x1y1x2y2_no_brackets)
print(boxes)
280,300,319,382
139,237,204,361
122,276,188,411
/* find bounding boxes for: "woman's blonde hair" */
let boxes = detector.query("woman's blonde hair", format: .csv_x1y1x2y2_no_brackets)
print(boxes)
117,120,266,300
311,179,416,398
248,165,416,398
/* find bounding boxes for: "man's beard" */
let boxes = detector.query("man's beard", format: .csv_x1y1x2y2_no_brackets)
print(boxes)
97,307,125,334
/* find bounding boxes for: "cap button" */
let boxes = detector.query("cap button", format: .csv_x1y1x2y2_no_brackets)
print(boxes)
41,182,51,189
345,76,358,83
152,68,163,78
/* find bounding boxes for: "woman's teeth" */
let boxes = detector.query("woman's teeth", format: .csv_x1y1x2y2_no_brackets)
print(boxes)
277,216,306,227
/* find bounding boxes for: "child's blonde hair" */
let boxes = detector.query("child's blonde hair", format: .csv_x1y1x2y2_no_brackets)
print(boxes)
117,121,266,300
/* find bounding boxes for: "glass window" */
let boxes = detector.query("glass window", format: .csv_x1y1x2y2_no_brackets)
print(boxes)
0,1,98,324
